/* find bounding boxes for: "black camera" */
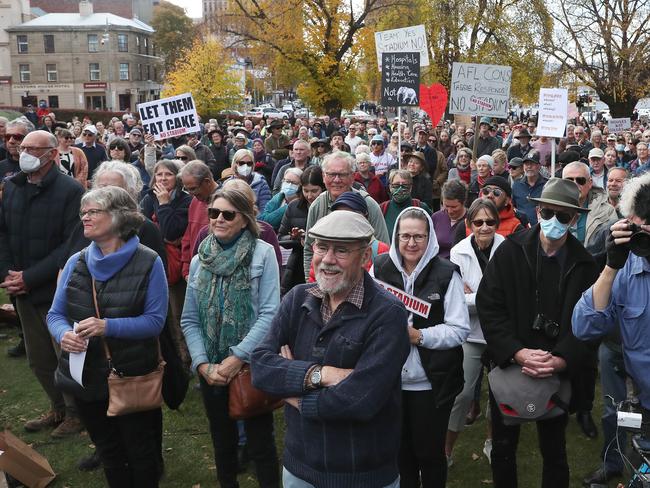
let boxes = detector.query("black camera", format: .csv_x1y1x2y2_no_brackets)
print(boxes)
628,223,650,257
532,314,560,339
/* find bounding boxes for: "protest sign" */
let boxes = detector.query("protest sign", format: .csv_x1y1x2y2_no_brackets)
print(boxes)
449,62,512,118
375,25,429,71
537,88,568,138
137,93,200,141
0,430,56,488
381,52,420,107
608,117,631,133
373,279,431,318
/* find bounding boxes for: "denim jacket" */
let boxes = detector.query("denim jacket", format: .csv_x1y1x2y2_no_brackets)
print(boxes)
181,239,280,372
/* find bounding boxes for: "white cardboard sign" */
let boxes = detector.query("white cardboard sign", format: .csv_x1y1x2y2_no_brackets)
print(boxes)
537,88,568,138
373,279,431,318
375,25,429,71
608,117,631,133
449,62,511,118
137,92,200,141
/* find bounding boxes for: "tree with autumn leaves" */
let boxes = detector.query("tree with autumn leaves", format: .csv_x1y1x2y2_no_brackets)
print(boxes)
162,38,245,117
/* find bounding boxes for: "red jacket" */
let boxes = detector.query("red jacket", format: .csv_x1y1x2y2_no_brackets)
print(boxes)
181,197,208,279
354,172,388,204
464,204,525,238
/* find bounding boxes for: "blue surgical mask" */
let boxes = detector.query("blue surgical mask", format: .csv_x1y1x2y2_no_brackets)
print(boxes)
539,215,569,241
281,182,299,197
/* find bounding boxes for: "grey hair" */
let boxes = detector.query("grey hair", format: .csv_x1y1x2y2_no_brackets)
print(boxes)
454,148,473,165
81,186,145,241
355,144,371,155
175,144,196,161
232,149,254,166
7,117,34,134
180,160,213,181
284,167,304,179
442,179,468,202
355,152,371,164
292,139,310,150
322,151,355,173
619,172,650,219
0,116,8,125
562,161,590,179
92,160,143,201
389,169,413,184
466,198,500,227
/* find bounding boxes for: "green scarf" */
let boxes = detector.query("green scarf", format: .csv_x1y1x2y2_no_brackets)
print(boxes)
196,230,255,363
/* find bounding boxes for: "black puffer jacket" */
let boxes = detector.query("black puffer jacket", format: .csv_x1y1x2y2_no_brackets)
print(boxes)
0,166,84,305
278,198,309,295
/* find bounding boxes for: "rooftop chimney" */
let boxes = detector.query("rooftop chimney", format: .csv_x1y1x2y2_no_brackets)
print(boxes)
79,1,93,17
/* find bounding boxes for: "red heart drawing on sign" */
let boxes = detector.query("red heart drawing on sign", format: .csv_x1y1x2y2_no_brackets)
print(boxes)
419,83,448,126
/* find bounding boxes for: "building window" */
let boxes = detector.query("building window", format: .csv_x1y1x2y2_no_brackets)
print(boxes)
138,63,143,81
137,36,141,54
144,37,149,55
117,33,128,52
146,65,151,80
48,96,59,108
19,64,30,82
43,35,55,53
46,64,57,82
89,63,100,81
119,63,129,81
17,35,28,53
88,34,99,52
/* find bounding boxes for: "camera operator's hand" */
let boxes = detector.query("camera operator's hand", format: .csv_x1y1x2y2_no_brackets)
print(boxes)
606,219,633,269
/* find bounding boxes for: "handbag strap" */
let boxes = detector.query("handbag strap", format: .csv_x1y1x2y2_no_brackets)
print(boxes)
92,277,163,365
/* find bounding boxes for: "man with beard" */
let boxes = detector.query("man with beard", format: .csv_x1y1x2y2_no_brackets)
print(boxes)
251,210,410,488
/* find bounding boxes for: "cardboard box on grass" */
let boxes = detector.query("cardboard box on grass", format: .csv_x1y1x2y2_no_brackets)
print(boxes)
0,430,55,488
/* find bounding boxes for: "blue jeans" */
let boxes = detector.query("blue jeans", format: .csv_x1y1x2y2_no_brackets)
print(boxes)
282,468,400,488
599,343,627,474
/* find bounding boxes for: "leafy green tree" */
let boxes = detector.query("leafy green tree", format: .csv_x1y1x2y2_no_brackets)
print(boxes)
151,1,197,74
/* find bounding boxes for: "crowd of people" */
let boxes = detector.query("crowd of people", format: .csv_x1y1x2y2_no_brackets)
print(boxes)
1,105,650,488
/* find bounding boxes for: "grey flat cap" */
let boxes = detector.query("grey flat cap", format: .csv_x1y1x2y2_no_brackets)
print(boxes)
308,210,374,242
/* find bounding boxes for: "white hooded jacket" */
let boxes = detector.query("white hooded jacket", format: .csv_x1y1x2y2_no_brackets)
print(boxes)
372,206,470,391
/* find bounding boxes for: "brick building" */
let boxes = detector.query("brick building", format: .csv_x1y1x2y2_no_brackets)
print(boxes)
6,1,162,111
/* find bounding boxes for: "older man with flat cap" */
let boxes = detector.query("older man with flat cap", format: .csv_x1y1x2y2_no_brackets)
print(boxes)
251,210,410,488
476,178,598,488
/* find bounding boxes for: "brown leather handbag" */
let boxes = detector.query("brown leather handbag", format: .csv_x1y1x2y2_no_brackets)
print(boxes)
228,365,283,420
92,279,165,417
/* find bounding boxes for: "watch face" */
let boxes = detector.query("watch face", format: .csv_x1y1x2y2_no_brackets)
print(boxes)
311,369,321,385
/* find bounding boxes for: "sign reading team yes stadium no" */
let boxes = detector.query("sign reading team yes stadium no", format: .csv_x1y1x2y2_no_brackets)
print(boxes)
375,25,429,71
449,62,512,118
137,92,200,141
381,52,420,107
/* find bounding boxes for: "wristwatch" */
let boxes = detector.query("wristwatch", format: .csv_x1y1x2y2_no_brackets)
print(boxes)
417,330,424,346
309,365,323,389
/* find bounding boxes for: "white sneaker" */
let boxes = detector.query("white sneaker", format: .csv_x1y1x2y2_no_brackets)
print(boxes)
447,455,453,468
483,439,492,464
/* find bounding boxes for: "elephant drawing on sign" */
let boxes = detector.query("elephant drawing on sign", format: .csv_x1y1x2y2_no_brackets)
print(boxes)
397,86,418,105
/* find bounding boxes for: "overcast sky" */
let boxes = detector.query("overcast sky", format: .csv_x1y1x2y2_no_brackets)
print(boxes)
166,0,202,18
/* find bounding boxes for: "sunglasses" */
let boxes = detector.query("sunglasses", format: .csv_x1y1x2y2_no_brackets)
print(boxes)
63,136,75,140
237,160,253,166
4,133,25,142
539,207,574,224
82,132,94,136
564,176,588,186
471,219,497,227
177,156,189,161
481,187,504,197
207,208,239,221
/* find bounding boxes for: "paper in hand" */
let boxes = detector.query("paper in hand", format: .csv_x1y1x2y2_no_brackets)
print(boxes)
69,322,88,387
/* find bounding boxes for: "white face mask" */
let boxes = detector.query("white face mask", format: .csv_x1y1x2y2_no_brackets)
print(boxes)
281,182,299,196
237,164,252,177
19,149,51,173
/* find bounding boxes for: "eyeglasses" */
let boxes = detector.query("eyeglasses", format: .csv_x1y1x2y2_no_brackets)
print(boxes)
324,171,351,180
481,187,504,197
207,208,240,220
4,133,25,142
539,207,574,224
237,160,253,166
109,146,124,152
79,209,107,219
397,233,428,243
564,176,588,186
471,219,497,228
177,156,189,161
390,184,412,190
428,139,436,144
313,242,367,259
18,146,54,155
63,136,75,140
183,180,204,194
82,132,95,136
131,133,142,137
370,142,383,146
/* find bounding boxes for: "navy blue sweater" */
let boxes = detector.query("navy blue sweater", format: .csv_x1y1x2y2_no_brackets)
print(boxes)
251,272,410,488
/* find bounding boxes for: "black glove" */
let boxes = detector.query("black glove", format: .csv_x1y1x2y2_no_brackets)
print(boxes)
606,231,630,269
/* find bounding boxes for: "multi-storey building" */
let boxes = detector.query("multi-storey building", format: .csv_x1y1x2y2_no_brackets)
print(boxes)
6,1,162,111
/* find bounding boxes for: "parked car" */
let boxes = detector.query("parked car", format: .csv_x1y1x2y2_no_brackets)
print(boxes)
261,107,289,120
219,110,244,117
341,109,373,121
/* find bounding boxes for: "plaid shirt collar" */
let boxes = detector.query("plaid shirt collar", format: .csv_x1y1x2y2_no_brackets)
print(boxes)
307,276,365,323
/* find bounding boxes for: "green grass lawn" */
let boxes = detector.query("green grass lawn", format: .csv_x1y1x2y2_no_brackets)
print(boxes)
0,110,23,121
0,296,626,487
